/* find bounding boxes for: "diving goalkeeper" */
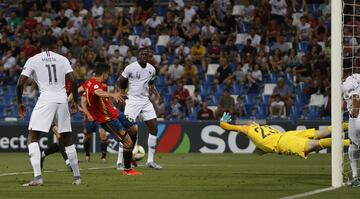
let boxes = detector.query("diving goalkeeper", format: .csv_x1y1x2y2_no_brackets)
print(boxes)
219,112,349,159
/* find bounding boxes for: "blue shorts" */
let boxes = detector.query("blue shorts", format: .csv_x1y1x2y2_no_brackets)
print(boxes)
118,112,135,130
85,120,102,134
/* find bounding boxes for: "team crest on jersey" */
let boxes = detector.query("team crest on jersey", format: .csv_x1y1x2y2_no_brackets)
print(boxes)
136,71,140,79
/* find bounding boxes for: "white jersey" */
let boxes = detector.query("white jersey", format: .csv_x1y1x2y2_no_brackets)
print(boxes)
21,51,73,104
343,73,360,112
121,61,156,101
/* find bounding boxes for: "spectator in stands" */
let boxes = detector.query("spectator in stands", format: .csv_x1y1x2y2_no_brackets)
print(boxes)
115,10,131,37
190,40,206,71
201,19,216,45
92,0,104,20
117,38,130,57
124,49,137,64
136,31,152,48
234,96,245,118
175,42,190,60
208,39,221,63
269,0,287,25
184,21,200,43
146,13,161,35
315,17,328,42
2,50,16,78
294,55,312,82
182,58,198,85
309,89,325,107
284,16,297,43
307,37,322,55
137,0,154,12
168,56,184,83
242,39,257,57
214,56,233,86
234,63,247,84
110,49,123,74
216,89,235,119
23,80,36,99
197,101,214,120
297,15,312,42
191,88,202,107
267,19,281,42
168,28,184,53
73,61,87,83
269,94,286,118
270,35,289,54
0,65,7,85
8,11,21,32
321,86,331,117
291,0,306,12
285,48,300,69
183,2,196,25
167,97,184,120
270,77,293,115
246,29,261,47
173,80,190,107
256,50,270,74
154,96,166,119
269,48,285,73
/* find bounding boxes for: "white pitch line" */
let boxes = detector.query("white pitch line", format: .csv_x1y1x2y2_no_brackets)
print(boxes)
279,186,339,199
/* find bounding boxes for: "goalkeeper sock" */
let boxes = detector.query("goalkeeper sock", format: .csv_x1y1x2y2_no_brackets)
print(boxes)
65,144,80,177
28,142,41,177
319,138,350,148
44,143,60,156
147,134,157,163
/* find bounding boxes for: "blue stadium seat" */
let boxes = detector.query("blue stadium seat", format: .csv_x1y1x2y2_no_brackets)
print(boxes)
215,85,224,96
284,72,293,85
239,21,252,33
157,6,168,16
196,64,203,76
244,94,257,106
297,42,309,53
3,106,17,117
289,106,300,120
210,95,219,106
132,25,144,35
255,105,267,119
200,84,210,99
306,106,321,120
236,44,244,52
155,75,166,87
268,72,279,83
205,75,214,84
167,85,176,95
155,45,166,55
231,83,243,95
260,95,270,106
164,94,172,105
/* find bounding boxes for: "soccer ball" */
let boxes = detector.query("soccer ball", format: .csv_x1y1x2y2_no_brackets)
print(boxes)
132,145,145,161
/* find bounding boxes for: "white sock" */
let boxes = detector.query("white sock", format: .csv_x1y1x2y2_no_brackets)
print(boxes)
147,134,157,163
65,144,80,177
65,159,70,165
28,142,41,177
117,143,123,165
351,160,358,179
41,151,46,158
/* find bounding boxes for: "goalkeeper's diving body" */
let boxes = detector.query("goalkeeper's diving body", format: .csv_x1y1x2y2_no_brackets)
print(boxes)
219,112,349,159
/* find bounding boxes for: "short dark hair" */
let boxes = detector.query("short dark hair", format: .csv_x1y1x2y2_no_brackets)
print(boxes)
138,47,148,53
94,63,110,76
40,35,56,49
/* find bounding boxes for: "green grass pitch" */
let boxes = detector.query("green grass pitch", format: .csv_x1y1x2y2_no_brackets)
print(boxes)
0,153,359,199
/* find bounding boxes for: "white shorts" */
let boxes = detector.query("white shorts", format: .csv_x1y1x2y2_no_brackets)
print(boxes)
124,100,157,121
28,101,72,133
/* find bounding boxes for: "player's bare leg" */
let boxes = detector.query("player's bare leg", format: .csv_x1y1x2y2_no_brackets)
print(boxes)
23,130,43,186
145,118,162,169
60,132,81,185
83,131,91,162
99,128,108,162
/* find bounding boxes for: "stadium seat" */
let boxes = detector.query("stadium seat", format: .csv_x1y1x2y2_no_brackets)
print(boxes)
236,44,244,52
232,5,246,16
156,35,170,46
235,33,248,45
239,21,252,33
155,45,166,55
3,106,17,117
164,94,172,105
306,106,321,120
155,75,166,87
260,95,270,106
210,95,219,106
167,85,176,95
244,94,257,106
204,75,214,84
284,73,294,85
297,42,309,53
289,106,300,120
215,84,224,96
206,64,220,75
231,83,243,95
200,84,210,99
184,85,195,95
128,35,139,47
268,73,279,83
262,83,276,95
255,106,267,119
132,25,144,35
157,6,168,16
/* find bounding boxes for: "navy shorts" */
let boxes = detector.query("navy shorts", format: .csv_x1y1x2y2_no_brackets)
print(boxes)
118,111,135,130
85,120,101,134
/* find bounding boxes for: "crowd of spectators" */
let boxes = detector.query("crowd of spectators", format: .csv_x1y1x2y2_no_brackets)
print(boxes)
0,0,337,121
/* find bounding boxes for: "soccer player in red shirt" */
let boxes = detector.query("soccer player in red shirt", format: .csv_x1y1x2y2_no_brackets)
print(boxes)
84,63,141,175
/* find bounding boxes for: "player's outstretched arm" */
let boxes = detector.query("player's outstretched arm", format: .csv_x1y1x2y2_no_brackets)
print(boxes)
16,75,28,118
94,89,124,103
219,112,248,135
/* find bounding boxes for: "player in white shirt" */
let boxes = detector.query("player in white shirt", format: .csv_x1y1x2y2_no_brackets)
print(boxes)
16,36,81,186
116,48,162,169
342,72,360,187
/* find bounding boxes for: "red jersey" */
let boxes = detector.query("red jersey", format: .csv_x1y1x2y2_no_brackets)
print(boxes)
82,78,119,123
